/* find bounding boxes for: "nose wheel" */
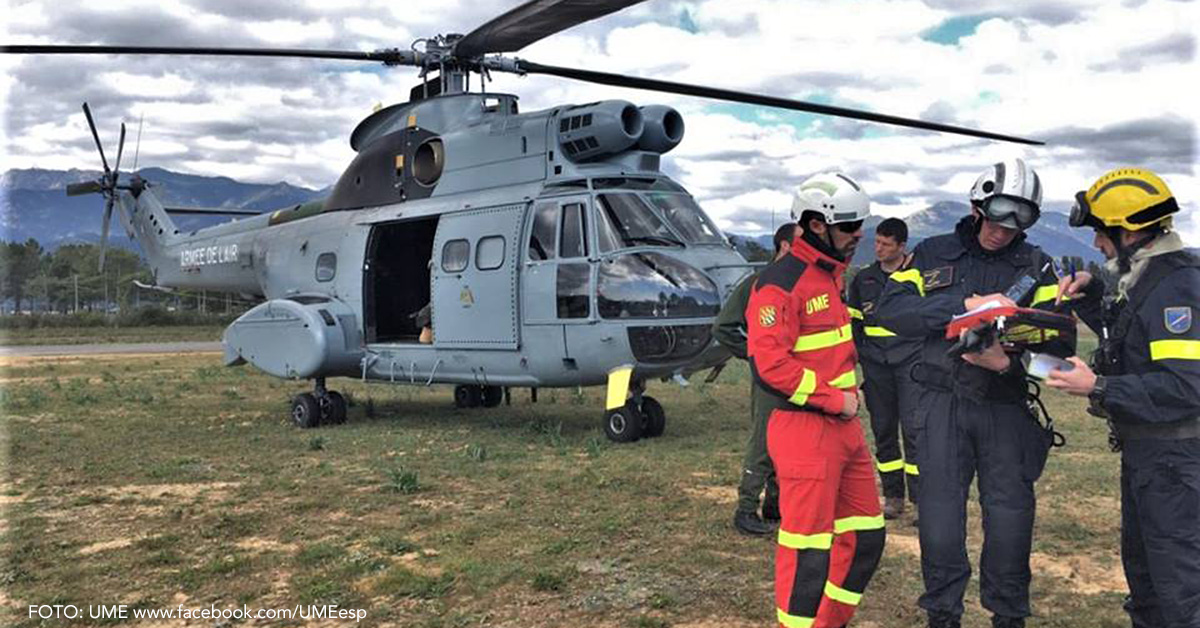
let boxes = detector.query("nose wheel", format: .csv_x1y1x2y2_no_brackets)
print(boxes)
454,385,505,408
602,395,666,443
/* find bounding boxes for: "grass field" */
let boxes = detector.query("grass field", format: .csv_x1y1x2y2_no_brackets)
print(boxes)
0,326,223,347
1,345,1129,627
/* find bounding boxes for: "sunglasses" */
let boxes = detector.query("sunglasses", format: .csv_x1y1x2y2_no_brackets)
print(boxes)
834,220,864,234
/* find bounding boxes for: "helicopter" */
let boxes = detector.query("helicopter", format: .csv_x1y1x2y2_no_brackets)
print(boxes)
2,0,1040,442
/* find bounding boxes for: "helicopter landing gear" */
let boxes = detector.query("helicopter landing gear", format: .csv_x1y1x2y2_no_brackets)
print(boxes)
640,395,666,438
454,385,505,409
292,378,347,428
604,403,644,443
602,379,666,443
454,384,482,408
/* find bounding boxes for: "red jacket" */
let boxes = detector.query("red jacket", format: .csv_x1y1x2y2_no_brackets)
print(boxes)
746,236,858,415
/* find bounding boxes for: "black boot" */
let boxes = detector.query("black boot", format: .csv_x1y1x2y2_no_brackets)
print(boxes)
928,611,961,628
733,509,772,536
761,495,781,523
992,616,1025,628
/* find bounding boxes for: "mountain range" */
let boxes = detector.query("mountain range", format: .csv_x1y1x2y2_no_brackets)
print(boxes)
2,167,1099,262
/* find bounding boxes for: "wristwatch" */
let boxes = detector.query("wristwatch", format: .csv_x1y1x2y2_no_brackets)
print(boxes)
1088,375,1108,407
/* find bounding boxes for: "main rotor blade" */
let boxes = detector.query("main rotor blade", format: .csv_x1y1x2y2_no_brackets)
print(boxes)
66,180,104,196
99,200,113,272
1,44,413,64
82,103,111,174
455,0,647,57
517,61,1043,146
113,123,127,177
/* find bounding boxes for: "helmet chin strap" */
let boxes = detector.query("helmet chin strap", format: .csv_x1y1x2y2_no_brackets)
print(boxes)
801,224,845,262
1111,226,1160,274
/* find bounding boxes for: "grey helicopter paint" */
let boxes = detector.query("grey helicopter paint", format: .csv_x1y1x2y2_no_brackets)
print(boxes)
2,0,1042,441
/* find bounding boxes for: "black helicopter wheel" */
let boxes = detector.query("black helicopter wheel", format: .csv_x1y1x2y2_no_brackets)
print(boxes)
291,393,321,429
454,384,482,409
603,403,644,443
322,390,348,425
481,386,504,408
640,396,666,438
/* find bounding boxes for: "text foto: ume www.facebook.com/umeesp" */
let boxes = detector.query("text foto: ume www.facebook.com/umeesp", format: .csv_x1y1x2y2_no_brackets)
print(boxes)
28,603,367,622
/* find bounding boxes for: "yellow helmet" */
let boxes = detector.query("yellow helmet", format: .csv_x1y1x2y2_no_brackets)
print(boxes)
1070,168,1179,231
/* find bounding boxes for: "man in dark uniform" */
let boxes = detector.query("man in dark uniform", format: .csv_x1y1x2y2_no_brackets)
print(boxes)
713,222,796,536
876,158,1064,628
1045,168,1200,628
846,217,923,521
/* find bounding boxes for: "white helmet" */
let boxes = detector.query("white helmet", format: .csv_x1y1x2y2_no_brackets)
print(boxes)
790,172,871,225
968,158,1042,230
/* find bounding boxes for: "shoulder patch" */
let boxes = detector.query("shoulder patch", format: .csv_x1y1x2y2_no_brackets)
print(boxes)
758,305,778,328
922,266,955,291
1165,306,1192,334
756,256,809,293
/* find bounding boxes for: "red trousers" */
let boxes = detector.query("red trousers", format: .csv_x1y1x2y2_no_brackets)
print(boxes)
768,410,886,628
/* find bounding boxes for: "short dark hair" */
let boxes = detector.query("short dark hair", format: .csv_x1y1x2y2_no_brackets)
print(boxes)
773,222,797,254
876,217,908,244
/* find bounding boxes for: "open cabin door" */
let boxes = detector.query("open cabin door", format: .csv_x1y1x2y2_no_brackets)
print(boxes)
430,204,525,349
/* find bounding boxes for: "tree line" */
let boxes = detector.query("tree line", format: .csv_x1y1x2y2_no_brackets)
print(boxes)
0,239,254,318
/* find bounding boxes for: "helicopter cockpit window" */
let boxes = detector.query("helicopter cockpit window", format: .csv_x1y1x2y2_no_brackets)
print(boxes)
442,239,470,273
594,193,684,253
476,236,506,271
645,193,724,244
560,203,588,258
315,252,337,282
528,202,557,261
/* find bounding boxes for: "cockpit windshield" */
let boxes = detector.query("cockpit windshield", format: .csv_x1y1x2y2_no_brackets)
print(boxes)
644,192,725,244
595,193,685,252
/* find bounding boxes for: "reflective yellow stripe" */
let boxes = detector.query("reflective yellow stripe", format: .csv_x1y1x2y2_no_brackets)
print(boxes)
1150,339,1200,360
829,369,857,389
864,326,896,337
890,268,925,297
848,306,863,320
834,514,886,534
1030,284,1063,307
777,608,815,628
794,324,853,352
877,458,904,473
905,463,920,476
777,529,833,550
789,369,818,406
824,581,863,606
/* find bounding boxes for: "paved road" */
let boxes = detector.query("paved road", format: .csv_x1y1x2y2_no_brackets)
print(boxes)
0,341,223,357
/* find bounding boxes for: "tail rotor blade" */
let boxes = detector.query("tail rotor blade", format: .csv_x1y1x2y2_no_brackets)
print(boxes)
99,200,113,272
82,102,111,174
113,122,127,177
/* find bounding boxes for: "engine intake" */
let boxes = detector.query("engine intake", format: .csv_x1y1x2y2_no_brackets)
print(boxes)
637,105,685,154
556,100,644,162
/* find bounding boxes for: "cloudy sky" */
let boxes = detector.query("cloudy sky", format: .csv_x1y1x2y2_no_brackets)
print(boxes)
2,0,1197,241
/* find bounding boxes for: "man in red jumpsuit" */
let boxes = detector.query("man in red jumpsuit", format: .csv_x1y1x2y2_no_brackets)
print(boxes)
748,172,885,628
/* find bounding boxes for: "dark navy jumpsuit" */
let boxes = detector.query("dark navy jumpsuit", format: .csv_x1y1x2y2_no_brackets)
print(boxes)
847,261,924,504
1079,250,1200,628
875,217,1061,621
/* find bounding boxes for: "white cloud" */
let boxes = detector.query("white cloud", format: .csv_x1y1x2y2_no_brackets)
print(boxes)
1,0,1195,244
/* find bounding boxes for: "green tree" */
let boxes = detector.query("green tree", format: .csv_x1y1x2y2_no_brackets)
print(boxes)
0,239,45,313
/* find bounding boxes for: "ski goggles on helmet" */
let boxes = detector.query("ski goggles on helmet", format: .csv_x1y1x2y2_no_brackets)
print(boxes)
834,220,864,234
1069,191,1102,229
977,195,1040,230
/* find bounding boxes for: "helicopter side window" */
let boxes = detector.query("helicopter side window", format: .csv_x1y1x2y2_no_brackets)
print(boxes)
594,193,684,252
556,263,590,319
645,193,724,244
528,202,557,261
560,203,588,258
476,236,506,271
315,252,337,282
442,239,470,273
